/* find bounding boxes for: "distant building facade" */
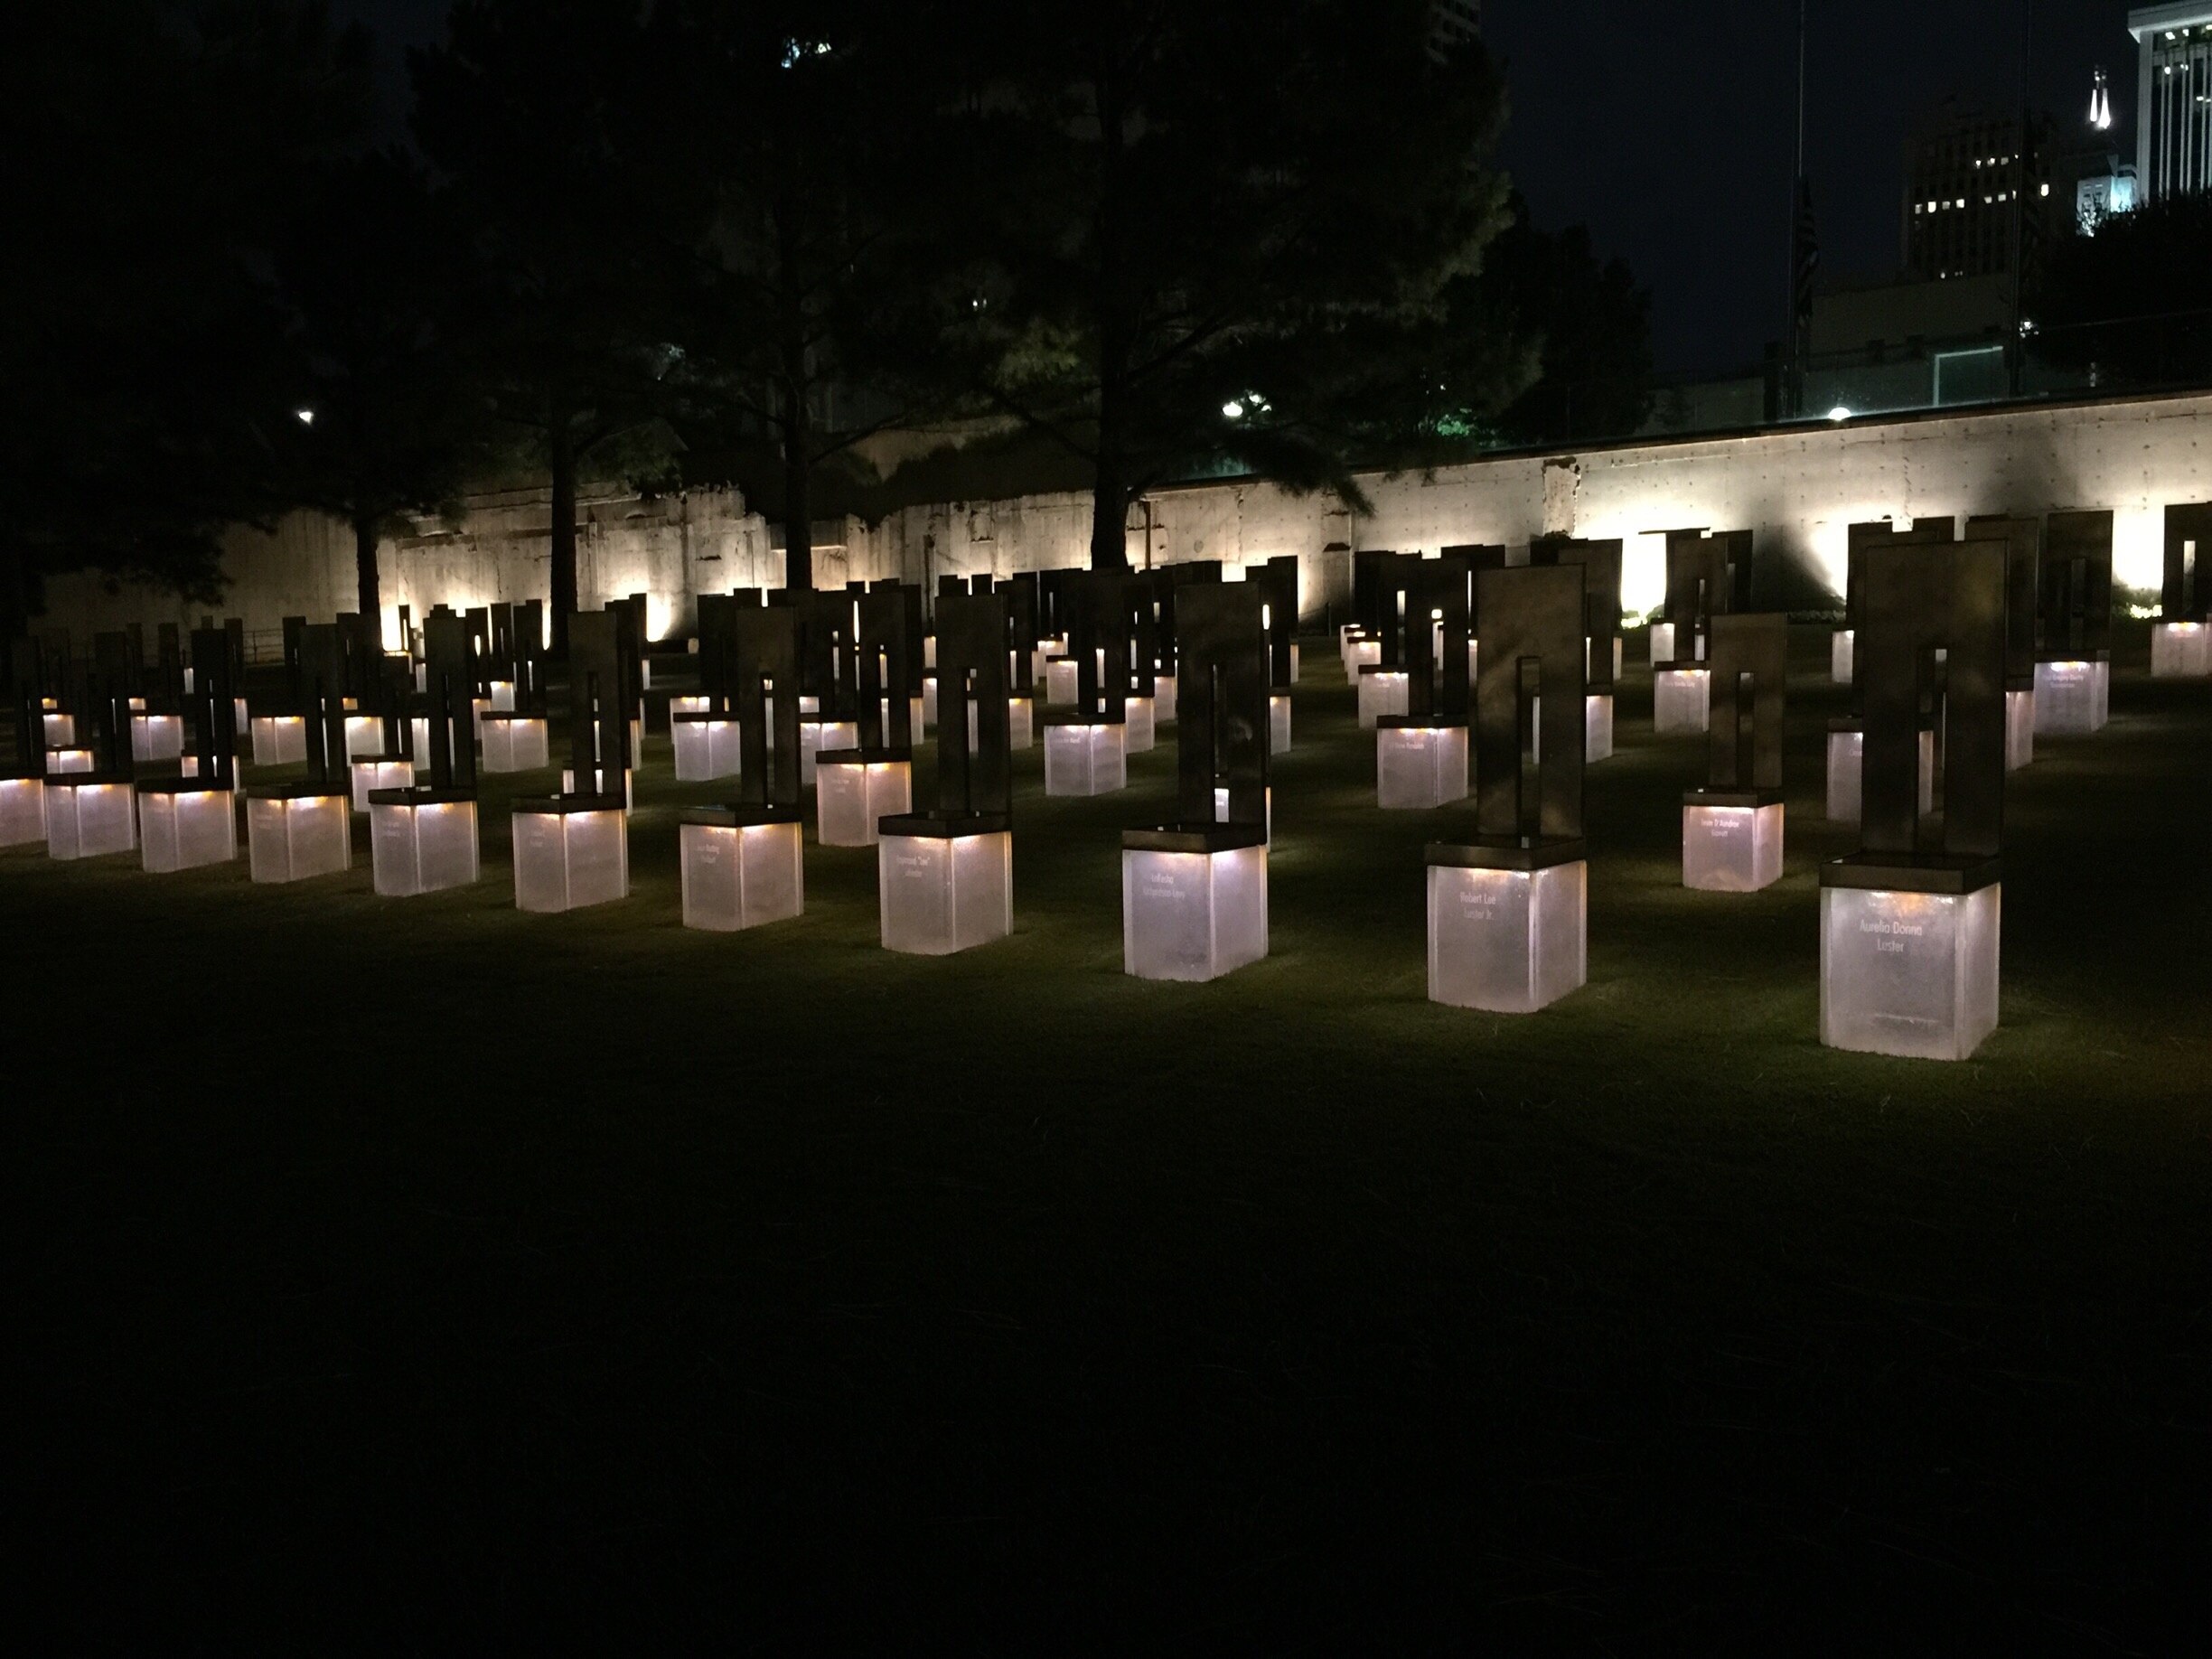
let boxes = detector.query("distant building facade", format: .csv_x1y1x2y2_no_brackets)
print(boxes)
1901,100,2054,282
2131,4,2212,201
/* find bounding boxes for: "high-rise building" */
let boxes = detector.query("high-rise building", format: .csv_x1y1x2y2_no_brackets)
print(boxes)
2131,5,2212,201
1901,101,2054,282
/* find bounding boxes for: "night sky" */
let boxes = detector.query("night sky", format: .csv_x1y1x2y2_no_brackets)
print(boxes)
335,0,2145,376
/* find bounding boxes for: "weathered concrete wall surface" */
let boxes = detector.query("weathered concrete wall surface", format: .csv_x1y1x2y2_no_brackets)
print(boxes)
38,390,2210,648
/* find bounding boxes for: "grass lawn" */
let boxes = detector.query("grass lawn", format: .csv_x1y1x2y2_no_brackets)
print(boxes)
14,623,2209,1649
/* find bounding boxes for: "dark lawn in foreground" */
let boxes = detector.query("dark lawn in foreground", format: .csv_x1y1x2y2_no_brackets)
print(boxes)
14,624,2209,1649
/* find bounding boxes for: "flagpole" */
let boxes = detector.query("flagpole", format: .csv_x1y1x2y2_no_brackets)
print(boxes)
1787,0,1808,418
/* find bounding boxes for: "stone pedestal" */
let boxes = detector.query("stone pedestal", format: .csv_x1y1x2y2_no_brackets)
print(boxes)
1586,694,1615,763
0,776,45,847
1831,628,1854,684
1682,792,1784,892
878,818,1013,955
1043,721,1127,796
1355,667,1410,729
2005,688,2034,772
138,783,236,872
1121,828,1268,982
511,798,629,913
129,714,184,764
1825,725,1934,824
1820,860,1999,1060
1426,842,1587,1014
672,715,744,782
1653,668,1710,735
2151,621,2210,679
1376,720,1469,810
815,752,913,848
369,792,480,895
249,715,307,766
679,810,804,931
45,778,138,861
246,791,350,883
349,757,414,812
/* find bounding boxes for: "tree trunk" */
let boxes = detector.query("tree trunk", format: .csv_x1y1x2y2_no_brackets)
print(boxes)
548,417,577,658
777,208,814,595
1089,435,1129,572
1089,62,1130,572
353,514,381,634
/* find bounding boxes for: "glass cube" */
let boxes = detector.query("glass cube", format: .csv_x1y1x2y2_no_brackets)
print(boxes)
1648,622,1675,665
42,711,74,746
350,758,415,812
511,807,628,913
0,776,46,847
482,717,550,773
1682,801,1784,892
2005,689,2034,772
1824,729,1934,824
672,717,743,781
797,719,858,788
1586,694,1615,763
1820,883,2000,1060
130,714,184,764
1377,725,1469,809
2033,660,2100,735
817,756,913,848
1832,628,1854,684
1427,860,1587,1014
139,787,236,873
344,715,384,759
1654,669,1710,735
1356,669,1410,730
246,793,351,883
1045,658,1079,706
1124,695,1156,754
250,716,308,766
1044,722,1127,796
2151,621,2210,679
880,829,1012,955
1270,693,1291,755
45,782,138,861
47,747,94,775
680,820,804,931
1122,844,1268,981
370,798,481,895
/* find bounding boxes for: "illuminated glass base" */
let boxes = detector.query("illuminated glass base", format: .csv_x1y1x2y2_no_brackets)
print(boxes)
246,794,350,883
1122,844,1268,981
1044,658,1079,706
1649,622,1674,666
797,719,858,787
680,820,802,931
129,714,184,764
1824,728,1934,824
482,716,550,773
672,716,743,782
2033,660,2106,735
370,799,480,895
1653,669,1710,735
1821,884,1999,1061
1831,628,1854,685
880,829,1012,955
344,715,385,760
1376,724,1468,810
1682,801,1784,893
1270,693,1291,755
1427,860,1587,1014
2005,689,2034,772
816,756,913,848
512,807,628,913
1153,673,1177,722
1044,723,1128,796
250,716,308,766
1356,668,1410,730
1586,693,1615,763
350,758,414,812
46,781,138,861
2151,621,2210,679
42,711,75,746
0,776,46,846
139,787,236,873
